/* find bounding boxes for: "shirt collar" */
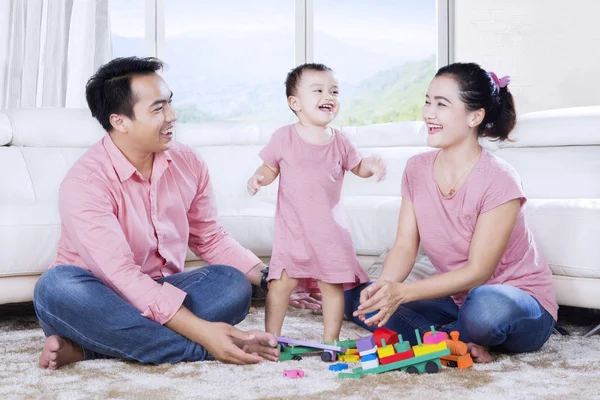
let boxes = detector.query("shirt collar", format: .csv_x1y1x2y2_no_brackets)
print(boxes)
103,134,172,183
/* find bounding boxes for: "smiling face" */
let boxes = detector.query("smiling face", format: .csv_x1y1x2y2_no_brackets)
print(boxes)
422,75,484,149
288,69,340,126
112,73,177,154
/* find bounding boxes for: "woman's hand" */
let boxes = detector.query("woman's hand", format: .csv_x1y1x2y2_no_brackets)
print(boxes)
353,279,407,328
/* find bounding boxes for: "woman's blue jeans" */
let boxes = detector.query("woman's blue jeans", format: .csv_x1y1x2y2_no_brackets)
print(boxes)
345,283,555,352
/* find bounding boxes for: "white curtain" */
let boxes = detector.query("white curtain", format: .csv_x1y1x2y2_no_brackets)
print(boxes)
0,0,111,109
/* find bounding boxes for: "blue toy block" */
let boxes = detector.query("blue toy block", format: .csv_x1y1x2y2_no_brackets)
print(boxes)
360,353,378,362
329,363,349,372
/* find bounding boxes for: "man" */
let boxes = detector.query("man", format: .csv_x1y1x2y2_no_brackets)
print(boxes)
33,57,318,370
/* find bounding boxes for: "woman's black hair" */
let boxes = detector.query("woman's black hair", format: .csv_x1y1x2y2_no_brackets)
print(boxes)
435,62,516,141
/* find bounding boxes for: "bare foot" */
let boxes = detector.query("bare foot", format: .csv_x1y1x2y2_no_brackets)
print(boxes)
39,336,84,370
467,342,494,363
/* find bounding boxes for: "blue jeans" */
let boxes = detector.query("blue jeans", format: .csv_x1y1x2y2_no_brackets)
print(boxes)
345,283,555,353
33,264,252,363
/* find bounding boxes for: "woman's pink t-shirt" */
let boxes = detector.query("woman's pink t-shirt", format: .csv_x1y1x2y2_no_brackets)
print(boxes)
259,125,369,289
402,149,558,320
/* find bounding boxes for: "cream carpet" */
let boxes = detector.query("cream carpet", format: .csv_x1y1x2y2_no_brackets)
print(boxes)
1,303,600,400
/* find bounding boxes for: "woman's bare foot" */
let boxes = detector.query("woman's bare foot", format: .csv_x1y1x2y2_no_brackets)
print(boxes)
38,335,84,370
467,342,494,363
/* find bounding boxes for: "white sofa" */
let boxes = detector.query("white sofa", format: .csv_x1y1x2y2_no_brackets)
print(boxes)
1,107,599,335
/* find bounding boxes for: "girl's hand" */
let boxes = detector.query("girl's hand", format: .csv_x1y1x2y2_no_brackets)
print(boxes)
247,174,264,195
363,156,387,182
353,279,405,327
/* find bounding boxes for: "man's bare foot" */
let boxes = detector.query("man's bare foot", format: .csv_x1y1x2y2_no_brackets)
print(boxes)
39,336,84,370
467,342,494,363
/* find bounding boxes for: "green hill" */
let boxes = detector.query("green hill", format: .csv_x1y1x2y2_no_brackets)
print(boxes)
336,55,436,126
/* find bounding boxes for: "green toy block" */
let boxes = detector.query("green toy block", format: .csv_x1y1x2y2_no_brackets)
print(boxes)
415,329,423,347
394,334,411,353
338,372,364,379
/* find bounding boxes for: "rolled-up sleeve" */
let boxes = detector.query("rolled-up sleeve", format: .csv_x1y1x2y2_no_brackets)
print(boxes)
59,178,186,325
187,154,261,274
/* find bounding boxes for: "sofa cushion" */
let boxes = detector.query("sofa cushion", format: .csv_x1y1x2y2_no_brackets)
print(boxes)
0,112,11,145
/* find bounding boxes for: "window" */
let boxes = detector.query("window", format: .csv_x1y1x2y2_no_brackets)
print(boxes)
109,0,146,59
313,0,437,125
108,0,446,125
163,0,295,123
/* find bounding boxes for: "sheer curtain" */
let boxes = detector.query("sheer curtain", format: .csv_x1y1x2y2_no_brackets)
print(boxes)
0,0,111,109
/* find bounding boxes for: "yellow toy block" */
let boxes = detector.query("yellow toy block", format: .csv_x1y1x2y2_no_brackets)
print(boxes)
338,354,360,363
377,345,395,358
412,341,448,357
345,349,359,355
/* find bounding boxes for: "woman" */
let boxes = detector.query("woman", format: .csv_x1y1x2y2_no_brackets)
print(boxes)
345,62,557,363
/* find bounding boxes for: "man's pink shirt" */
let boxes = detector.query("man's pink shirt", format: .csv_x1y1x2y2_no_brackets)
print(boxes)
53,134,260,324
402,149,558,320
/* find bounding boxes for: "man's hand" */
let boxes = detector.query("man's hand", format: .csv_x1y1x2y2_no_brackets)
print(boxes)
200,322,277,364
232,329,280,362
247,174,264,195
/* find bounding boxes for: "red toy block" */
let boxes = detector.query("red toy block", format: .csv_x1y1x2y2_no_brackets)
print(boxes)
379,349,414,365
373,327,399,347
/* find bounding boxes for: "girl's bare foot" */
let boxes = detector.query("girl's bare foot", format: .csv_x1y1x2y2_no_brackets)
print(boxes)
467,342,494,363
38,335,84,370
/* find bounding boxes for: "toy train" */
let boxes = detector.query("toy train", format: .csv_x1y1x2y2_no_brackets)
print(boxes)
277,326,473,378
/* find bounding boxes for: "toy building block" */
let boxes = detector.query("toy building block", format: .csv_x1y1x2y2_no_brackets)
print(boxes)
338,372,364,379
373,327,400,347
393,334,411,353
380,348,414,365
440,331,473,369
283,369,305,379
445,331,468,355
377,339,396,359
361,353,378,363
277,337,347,353
353,348,450,376
361,356,380,370
355,335,376,353
329,363,349,372
335,339,357,349
423,325,449,345
345,348,359,355
338,354,360,363
412,329,448,357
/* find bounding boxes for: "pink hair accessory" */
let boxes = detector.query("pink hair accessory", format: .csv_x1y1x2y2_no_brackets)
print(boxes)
489,72,510,88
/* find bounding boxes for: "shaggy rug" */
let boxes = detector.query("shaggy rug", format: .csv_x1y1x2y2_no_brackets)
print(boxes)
1,303,599,400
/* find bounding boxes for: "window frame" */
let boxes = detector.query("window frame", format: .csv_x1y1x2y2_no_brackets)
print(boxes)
141,0,452,68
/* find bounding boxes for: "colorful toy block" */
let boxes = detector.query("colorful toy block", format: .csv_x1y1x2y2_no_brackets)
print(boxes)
423,325,449,345
355,335,376,353
277,337,347,353
283,369,304,379
338,354,360,363
393,334,411,353
338,372,364,379
329,363,349,372
345,348,359,355
377,339,396,358
353,348,450,375
412,329,448,357
373,327,400,347
380,348,414,365
440,331,473,369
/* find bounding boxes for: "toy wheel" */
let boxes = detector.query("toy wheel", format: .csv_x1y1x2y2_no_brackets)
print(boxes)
321,352,332,362
425,361,439,374
292,355,303,361
406,366,419,374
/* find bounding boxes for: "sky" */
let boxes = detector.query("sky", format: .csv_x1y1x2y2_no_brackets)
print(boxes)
109,0,436,51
